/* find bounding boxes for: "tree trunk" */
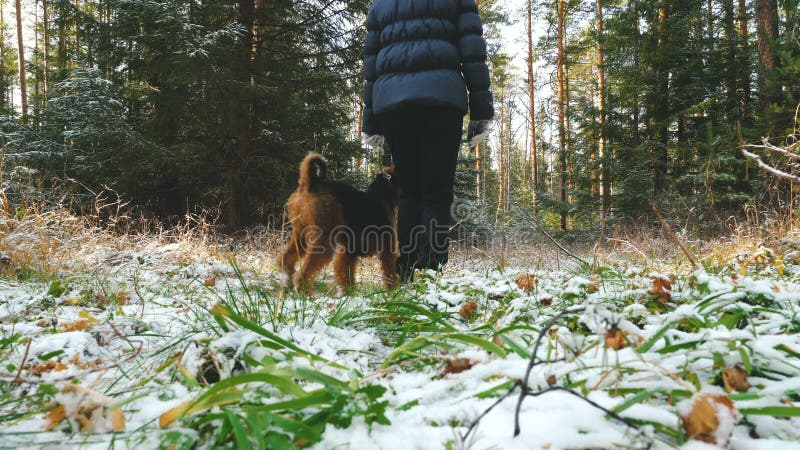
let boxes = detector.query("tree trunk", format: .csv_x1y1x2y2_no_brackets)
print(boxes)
475,143,482,199
15,0,26,123
0,3,4,110
475,0,482,201
495,86,506,231
738,0,749,119
633,0,641,147
226,0,258,228
33,0,39,120
756,0,779,112
596,0,609,214
74,0,79,56
42,0,48,99
707,0,715,51
724,0,738,121
653,2,669,195
58,1,66,70
527,0,538,190
557,0,567,231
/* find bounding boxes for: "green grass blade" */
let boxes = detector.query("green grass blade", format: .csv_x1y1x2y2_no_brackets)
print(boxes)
739,406,800,417
193,372,307,410
243,390,335,413
498,335,531,359
210,303,326,362
475,380,516,399
637,321,677,353
440,333,508,357
224,410,250,450
612,390,659,414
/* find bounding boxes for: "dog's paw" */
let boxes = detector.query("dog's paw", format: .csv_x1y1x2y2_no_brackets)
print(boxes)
383,277,399,290
276,272,290,287
292,273,313,295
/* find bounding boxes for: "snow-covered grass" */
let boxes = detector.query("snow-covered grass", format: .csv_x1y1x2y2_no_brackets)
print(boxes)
1,209,800,449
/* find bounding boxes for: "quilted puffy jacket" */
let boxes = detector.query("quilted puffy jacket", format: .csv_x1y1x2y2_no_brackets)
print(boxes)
362,0,494,136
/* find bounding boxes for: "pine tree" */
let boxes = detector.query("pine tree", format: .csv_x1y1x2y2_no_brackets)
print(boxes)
14,0,26,122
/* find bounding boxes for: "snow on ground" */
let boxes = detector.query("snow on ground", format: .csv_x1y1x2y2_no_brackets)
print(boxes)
0,232,800,449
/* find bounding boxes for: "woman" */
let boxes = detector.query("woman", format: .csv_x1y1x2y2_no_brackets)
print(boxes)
362,0,494,280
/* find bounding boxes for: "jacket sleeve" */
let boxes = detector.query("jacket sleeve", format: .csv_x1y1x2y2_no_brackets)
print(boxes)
457,0,494,121
362,8,380,136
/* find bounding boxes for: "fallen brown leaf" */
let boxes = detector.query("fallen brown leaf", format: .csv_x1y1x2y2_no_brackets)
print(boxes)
43,404,67,430
439,358,476,377
722,365,750,393
43,385,125,433
60,319,90,332
648,275,673,302
605,326,629,350
681,393,740,445
515,273,536,292
30,360,68,374
204,277,216,287
110,408,126,432
459,301,479,321
587,275,601,294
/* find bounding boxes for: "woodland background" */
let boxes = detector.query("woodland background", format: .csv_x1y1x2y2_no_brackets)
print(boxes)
0,0,798,236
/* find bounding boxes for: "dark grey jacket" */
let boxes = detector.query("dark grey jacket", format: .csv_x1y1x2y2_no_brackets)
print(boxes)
362,0,494,136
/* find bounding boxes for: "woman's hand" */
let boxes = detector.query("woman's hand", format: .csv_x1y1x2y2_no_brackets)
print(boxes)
466,120,491,147
363,134,386,153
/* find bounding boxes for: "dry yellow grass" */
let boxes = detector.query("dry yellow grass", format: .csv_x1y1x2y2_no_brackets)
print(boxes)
1,194,798,285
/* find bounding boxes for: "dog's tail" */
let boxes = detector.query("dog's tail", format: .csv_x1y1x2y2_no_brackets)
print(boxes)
298,153,327,190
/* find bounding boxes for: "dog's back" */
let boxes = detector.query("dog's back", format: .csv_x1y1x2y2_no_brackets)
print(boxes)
278,153,399,293
291,154,395,236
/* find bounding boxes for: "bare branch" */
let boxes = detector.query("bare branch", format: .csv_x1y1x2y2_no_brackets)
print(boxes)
741,146,800,182
744,138,800,161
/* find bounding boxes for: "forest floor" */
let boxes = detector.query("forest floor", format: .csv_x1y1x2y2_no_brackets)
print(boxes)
1,210,800,449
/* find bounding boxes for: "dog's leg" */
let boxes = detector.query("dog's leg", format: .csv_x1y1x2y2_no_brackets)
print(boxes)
333,250,357,296
293,243,332,295
276,232,304,286
378,248,399,289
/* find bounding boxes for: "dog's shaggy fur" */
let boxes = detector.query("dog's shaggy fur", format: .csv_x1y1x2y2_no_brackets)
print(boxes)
277,153,400,294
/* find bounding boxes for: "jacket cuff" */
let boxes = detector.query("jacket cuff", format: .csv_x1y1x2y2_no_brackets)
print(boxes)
468,90,494,121
362,107,379,136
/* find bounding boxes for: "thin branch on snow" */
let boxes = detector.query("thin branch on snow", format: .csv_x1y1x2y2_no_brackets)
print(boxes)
513,307,585,436
524,386,639,429
462,307,643,444
12,339,32,385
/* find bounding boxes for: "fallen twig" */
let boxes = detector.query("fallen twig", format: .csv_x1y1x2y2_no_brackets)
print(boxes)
514,307,586,436
524,386,639,429
462,306,644,443
13,339,32,385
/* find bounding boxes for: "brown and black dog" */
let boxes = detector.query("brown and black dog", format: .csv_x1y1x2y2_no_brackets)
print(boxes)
277,153,400,294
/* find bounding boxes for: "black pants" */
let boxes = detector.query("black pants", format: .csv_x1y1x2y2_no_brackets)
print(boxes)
376,106,464,280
